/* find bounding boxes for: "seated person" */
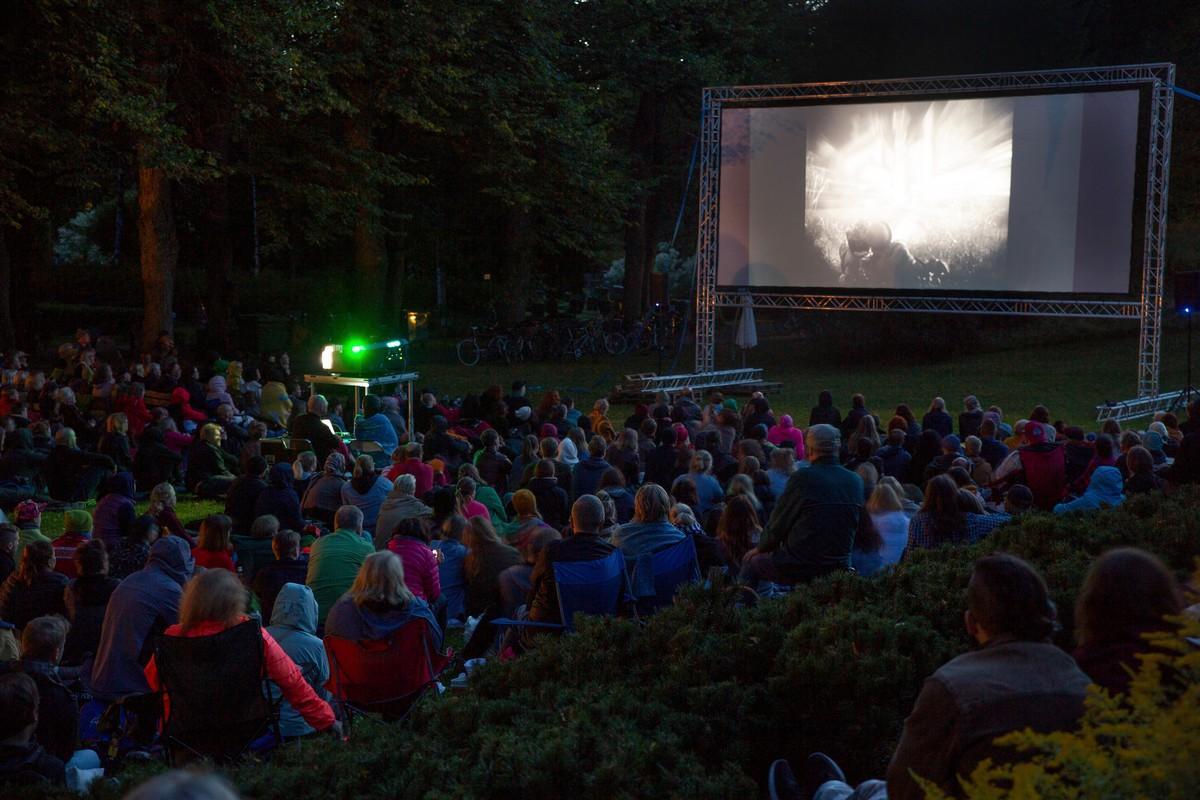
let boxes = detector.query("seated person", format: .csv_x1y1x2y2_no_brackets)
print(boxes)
50,511,93,580
771,554,1089,800
108,516,160,581
302,453,348,529
385,518,442,604
93,473,136,551
266,583,332,739
0,672,66,785
324,551,443,651
16,616,77,762
0,541,68,630
185,424,239,499
353,394,399,456
432,516,468,626
143,568,338,740
0,525,15,587
252,530,309,624
192,515,236,573
44,428,115,503
224,456,269,536
63,541,119,666
526,495,618,627
234,514,282,584
305,505,374,628
461,516,521,618
374,474,433,552
254,463,305,536
498,526,561,617
610,484,685,559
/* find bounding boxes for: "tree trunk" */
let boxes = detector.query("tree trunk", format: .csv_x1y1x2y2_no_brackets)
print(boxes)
499,208,531,323
623,91,663,322
0,228,14,351
138,153,178,351
345,113,387,328
203,175,234,351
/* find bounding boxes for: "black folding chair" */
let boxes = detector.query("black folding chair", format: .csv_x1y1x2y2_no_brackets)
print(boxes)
153,620,281,765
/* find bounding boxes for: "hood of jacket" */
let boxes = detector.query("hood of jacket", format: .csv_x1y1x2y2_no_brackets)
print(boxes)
147,535,195,586
557,438,578,465
268,461,294,489
106,471,136,499
170,386,193,405
575,455,609,477
1087,466,1125,502
269,582,318,634
206,375,227,395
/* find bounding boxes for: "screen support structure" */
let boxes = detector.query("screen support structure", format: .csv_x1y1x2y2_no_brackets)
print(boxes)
694,64,1174,400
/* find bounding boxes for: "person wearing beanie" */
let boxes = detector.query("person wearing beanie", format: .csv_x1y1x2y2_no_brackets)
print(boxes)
50,511,92,579
12,501,50,565
93,472,137,550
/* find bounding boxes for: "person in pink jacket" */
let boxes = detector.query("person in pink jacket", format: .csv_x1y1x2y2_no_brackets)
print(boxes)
144,568,338,737
767,414,806,457
385,518,441,602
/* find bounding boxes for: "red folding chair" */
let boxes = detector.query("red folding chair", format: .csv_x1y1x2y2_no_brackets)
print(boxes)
324,619,450,727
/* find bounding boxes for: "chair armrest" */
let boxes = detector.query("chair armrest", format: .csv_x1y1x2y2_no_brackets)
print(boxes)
489,618,565,632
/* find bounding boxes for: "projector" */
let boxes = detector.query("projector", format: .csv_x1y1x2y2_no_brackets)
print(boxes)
319,338,407,375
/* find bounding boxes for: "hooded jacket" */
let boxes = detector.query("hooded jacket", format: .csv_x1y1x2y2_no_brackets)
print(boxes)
205,375,235,410
93,472,137,549
324,592,442,651
571,455,611,501
170,386,208,423
1053,466,1125,514
266,583,331,737
254,462,305,532
767,416,806,456
374,486,433,550
89,536,194,699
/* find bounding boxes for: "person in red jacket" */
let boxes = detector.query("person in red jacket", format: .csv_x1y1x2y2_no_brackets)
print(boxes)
144,567,338,737
115,384,154,439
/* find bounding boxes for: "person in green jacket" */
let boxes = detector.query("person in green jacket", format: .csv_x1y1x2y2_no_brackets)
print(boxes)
305,505,374,627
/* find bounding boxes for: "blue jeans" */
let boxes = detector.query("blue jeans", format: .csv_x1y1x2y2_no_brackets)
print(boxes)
814,779,888,800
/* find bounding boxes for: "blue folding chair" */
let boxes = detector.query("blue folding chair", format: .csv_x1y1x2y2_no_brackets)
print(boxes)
492,549,631,637
630,536,701,615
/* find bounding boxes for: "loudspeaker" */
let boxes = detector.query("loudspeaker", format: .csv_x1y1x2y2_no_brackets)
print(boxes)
1176,271,1200,314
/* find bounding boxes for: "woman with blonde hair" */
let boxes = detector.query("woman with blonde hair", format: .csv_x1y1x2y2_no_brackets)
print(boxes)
325,550,443,649
590,399,616,442
461,516,521,617
866,483,909,566
98,412,133,471
611,483,686,558
144,567,338,737
146,482,189,541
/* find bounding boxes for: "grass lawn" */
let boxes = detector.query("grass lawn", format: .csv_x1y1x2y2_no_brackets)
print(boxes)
407,321,1193,429
37,498,224,538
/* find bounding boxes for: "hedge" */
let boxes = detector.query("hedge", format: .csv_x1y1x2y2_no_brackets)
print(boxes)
22,489,1200,799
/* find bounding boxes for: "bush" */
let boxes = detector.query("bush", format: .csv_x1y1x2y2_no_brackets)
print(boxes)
23,490,1200,799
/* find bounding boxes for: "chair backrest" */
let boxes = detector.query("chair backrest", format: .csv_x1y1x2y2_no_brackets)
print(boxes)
636,536,701,614
154,620,272,763
324,618,448,719
553,550,628,630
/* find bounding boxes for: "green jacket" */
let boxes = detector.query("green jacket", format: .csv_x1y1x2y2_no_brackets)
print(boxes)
305,528,374,625
761,457,863,582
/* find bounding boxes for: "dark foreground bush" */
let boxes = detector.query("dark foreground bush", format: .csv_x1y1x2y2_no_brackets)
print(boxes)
23,490,1200,799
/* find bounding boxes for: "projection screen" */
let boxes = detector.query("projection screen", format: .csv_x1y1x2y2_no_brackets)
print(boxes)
716,90,1141,294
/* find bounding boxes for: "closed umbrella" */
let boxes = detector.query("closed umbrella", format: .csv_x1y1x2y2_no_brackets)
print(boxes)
734,293,757,366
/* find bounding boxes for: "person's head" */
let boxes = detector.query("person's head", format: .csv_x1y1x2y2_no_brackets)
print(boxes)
464,515,503,550
570,495,605,535
307,394,329,416
1004,484,1034,515
669,503,697,528
55,426,77,449
17,540,54,583
851,393,865,410
272,529,301,561
966,554,1056,643
592,398,609,416
946,466,974,490
538,437,558,460
21,615,69,664
200,423,223,446
690,449,713,474
979,418,997,439
866,483,904,514
251,514,280,541
335,504,365,533
920,474,966,541
179,568,246,632
148,482,177,516
509,489,539,520
727,473,761,508
929,396,945,413
633,483,670,523
0,672,39,743
455,476,477,504
14,500,43,528
246,420,268,442
963,395,980,412
534,458,556,480
962,435,982,458
1075,548,1182,647
106,412,129,435
1125,445,1153,476
587,435,606,458
352,454,375,479
440,513,469,543
481,428,500,450
130,514,160,545
769,447,796,473
405,442,423,462
393,473,416,498
717,494,761,563
1094,433,1115,460
198,514,233,553
296,450,318,476
671,475,700,507
123,771,240,800
244,455,268,479
1030,405,1050,424
362,393,382,419
215,404,235,424
349,550,414,609
805,424,840,462
598,467,625,492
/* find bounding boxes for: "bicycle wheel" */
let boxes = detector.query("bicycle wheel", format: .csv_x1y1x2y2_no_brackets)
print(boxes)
456,339,481,367
604,332,627,355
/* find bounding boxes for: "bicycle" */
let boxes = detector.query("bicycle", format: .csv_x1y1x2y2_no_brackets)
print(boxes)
455,327,511,367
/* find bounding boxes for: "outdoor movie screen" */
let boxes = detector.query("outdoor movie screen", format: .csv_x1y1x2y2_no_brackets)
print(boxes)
716,89,1140,294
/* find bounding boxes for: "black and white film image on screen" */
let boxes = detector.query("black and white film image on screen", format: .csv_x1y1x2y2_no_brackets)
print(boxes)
716,90,1139,294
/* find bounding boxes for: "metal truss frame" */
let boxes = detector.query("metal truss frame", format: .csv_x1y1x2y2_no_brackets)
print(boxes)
694,64,1175,399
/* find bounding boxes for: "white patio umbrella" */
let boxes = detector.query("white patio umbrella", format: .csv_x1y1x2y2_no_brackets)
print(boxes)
734,293,757,365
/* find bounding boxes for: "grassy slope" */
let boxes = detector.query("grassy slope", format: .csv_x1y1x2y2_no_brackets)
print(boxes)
411,325,1193,428
37,499,223,538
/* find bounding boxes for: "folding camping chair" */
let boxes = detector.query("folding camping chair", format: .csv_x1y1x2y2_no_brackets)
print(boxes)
153,620,280,765
628,536,702,615
324,618,450,728
491,549,633,639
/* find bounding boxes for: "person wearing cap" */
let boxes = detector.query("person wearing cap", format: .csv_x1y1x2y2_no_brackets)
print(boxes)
352,393,399,456
991,422,1066,511
50,511,92,580
12,501,50,565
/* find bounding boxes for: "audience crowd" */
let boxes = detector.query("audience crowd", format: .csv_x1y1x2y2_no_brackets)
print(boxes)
0,332,1196,795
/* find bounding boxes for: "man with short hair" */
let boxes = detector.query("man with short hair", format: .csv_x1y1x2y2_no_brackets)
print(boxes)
773,554,1089,800
379,395,408,442
374,474,432,550
875,429,911,480
571,435,611,501
527,496,618,627
305,505,373,627
289,394,346,465
252,529,309,624
527,460,569,529
473,429,512,490
388,442,435,498
15,616,76,762
742,424,863,585
0,672,66,785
